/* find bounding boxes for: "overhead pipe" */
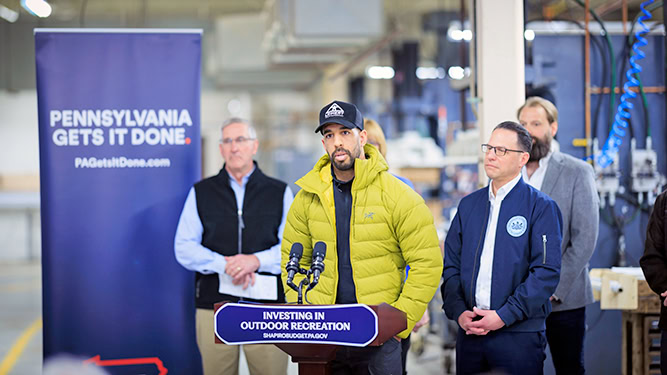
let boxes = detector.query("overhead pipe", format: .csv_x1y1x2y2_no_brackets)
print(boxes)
326,27,402,82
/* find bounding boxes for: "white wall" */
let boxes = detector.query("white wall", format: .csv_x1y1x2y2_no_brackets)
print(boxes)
0,91,41,262
0,91,40,176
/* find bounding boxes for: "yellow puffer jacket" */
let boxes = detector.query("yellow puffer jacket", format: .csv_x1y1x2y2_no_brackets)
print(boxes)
281,144,443,338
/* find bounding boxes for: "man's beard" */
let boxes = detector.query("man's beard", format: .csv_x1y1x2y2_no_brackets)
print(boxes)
529,135,551,162
330,144,361,171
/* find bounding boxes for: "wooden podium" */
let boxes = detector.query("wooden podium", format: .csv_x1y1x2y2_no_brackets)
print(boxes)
213,302,407,375
276,303,406,375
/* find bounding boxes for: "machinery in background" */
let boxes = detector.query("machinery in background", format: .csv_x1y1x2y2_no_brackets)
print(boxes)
525,12,665,373
592,135,664,207
630,137,665,205
353,8,665,373
593,138,621,208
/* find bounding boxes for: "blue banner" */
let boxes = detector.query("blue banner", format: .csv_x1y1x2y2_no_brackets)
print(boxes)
36,29,202,374
215,303,379,347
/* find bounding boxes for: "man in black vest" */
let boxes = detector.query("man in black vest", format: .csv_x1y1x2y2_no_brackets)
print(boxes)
175,118,293,375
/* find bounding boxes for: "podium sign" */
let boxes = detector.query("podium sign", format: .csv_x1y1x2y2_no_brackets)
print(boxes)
214,303,378,347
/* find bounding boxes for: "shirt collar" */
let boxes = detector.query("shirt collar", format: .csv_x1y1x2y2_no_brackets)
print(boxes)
331,165,354,185
489,172,522,201
521,143,555,178
539,149,554,168
229,165,256,187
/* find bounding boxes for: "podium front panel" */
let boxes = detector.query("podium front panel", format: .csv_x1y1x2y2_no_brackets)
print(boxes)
214,303,378,347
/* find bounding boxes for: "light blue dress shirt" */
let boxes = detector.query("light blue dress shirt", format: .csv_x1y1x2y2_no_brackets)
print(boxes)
174,166,294,276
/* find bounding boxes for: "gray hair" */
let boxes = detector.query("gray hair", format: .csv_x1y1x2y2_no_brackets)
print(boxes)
220,118,257,140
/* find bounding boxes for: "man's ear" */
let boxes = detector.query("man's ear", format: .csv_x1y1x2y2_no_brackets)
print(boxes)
520,151,530,167
251,139,259,155
358,129,367,146
551,120,559,138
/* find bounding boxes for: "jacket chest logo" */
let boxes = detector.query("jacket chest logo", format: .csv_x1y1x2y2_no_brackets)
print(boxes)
364,212,375,219
506,215,527,237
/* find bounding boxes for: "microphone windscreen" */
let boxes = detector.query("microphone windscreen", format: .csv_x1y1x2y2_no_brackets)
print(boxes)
313,241,326,258
289,242,304,259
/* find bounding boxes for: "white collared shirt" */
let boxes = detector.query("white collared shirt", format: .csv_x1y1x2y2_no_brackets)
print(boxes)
522,150,553,190
475,172,522,309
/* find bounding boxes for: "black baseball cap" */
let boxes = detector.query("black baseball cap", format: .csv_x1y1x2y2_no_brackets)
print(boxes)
315,100,364,133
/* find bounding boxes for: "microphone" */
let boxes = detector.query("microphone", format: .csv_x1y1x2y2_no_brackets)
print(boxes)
309,241,326,288
285,242,303,289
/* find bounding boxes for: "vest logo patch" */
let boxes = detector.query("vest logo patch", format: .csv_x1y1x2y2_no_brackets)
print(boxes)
506,215,527,237
364,212,375,220
325,103,344,118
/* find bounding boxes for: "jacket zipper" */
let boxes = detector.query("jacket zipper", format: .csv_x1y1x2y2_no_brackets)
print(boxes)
237,208,245,302
237,209,244,254
470,202,490,308
542,234,547,264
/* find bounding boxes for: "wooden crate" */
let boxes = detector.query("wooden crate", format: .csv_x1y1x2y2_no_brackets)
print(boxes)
644,316,661,375
637,281,663,314
591,271,663,375
622,312,661,375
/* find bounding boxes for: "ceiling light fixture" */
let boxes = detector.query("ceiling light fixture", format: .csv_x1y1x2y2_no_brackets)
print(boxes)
0,5,19,22
21,0,52,18
366,66,395,80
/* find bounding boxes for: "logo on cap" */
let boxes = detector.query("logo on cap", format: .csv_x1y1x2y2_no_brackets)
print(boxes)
324,103,345,119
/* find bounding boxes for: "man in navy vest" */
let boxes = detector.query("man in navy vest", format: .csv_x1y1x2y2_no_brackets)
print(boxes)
441,121,562,375
174,118,293,375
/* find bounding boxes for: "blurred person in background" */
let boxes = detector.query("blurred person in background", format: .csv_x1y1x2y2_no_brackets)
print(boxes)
364,118,430,375
364,119,414,189
175,118,292,375
44,355,110,375
640,188,667,375
518,97,599,375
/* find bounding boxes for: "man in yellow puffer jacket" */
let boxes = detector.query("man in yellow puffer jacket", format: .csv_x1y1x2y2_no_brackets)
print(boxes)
281,100,443,374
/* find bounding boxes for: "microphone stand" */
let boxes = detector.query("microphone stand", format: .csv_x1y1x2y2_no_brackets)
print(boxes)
288,260,322,304
294,267,311,305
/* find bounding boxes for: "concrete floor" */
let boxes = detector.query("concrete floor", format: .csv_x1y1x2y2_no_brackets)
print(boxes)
0,261,449,375
0,262,42,375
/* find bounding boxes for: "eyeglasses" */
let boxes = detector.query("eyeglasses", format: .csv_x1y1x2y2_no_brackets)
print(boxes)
221,136,255,146
481,144,525,156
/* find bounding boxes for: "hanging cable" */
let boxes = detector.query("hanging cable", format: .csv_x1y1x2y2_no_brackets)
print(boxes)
590,34,609,140
525,18,608,140
594,0,655,168
573,0,617,136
